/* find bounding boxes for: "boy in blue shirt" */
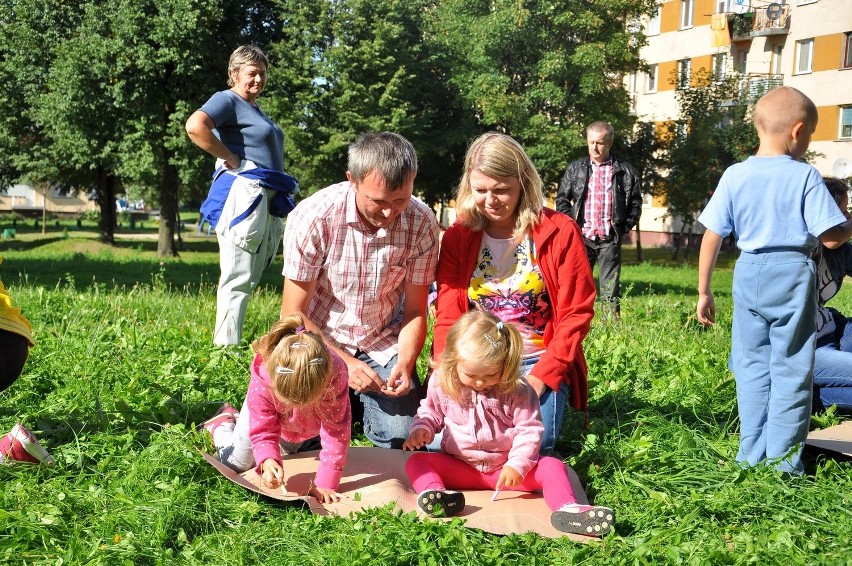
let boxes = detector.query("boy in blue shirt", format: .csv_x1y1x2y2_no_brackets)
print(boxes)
696,86,852,475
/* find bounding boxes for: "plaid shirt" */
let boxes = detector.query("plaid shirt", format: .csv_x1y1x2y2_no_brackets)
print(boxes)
282,182,440,365
582,159,614,240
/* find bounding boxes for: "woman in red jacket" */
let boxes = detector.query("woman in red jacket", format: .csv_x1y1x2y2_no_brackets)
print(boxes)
433,132,596,455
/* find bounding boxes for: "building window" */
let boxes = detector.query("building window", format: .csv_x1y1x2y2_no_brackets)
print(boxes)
795,38,814,74
841,107,852,139
772,45,784,74
677,59,692,88
716,0,729,12
844,33,852,69
681,0,694,28
646,64,658,93
647,6,661,35
712,53,728,80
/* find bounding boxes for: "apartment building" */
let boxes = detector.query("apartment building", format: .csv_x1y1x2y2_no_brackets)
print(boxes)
629,0,852,247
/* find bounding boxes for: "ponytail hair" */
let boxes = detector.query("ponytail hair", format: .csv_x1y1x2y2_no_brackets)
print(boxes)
437,310,524,403
252,314,332,406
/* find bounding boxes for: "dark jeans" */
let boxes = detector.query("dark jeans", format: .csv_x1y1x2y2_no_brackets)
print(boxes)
0,329,29,393
584,237,622,315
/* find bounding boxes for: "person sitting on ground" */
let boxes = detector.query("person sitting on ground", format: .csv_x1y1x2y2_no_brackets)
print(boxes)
201,314,350,503
0,258,54,465
433,132,595,456
280,132,440,449
812,177,852,413
403,310,614,537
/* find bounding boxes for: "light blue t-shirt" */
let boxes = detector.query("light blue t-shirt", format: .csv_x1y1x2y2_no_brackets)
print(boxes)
200,90,284,172
698,156,845,253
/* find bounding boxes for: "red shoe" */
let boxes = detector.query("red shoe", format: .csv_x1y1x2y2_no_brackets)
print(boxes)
0,423,56,466
200,403,238,437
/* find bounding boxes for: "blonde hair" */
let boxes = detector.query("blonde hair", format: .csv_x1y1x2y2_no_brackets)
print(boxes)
251,314,332,406
454,132,544,238
437,310,525,403
227,45,270,87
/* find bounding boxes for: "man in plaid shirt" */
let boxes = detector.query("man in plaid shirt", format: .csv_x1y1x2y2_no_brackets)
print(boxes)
555,122,642,317
281,132,441,448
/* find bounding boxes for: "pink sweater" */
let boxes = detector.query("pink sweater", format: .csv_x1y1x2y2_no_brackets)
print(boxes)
247,352,351,489
410,373,543,477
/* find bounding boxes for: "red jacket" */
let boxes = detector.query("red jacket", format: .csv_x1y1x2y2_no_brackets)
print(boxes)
433,208,595,413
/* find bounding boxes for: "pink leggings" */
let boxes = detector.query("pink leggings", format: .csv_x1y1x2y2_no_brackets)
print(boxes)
406,452,576,511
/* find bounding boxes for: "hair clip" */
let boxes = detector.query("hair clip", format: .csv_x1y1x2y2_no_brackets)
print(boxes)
290,342,308,349
295,325,306,334
308,357,324,366
496,321,504,332
275,366,295,375
484,332,500,350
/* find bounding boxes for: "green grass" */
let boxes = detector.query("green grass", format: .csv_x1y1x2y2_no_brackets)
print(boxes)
1,236,850,564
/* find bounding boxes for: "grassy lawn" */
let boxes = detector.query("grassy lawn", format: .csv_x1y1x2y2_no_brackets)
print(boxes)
1,234,850,564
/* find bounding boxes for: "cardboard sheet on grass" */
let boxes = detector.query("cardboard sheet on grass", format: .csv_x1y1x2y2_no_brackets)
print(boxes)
201,446,594,541
806,420,852,457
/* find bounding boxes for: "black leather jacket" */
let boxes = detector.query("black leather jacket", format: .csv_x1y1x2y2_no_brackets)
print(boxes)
555,153,642,237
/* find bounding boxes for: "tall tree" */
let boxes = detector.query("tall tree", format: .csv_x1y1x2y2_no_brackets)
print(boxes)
429,0,656,190
266,0,474,205
657,69,754,259
0,1,85,198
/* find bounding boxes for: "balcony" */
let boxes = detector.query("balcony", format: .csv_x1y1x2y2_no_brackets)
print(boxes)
739,73,783,100
729,5,790,41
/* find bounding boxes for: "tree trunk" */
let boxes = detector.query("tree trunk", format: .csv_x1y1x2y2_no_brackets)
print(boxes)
96,163,116,245
41,185,47,235
671,220,686,261
634,219,643,262
157,159,180,257
683,221,693,261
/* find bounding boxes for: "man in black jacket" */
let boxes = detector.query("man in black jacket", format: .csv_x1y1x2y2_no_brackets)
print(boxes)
556,121,642,316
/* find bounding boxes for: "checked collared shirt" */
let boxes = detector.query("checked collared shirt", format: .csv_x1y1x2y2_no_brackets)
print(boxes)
582,159,614,240
282,181,440,365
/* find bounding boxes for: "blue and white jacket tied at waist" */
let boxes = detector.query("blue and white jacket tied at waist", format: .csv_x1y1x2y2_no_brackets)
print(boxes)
200,160,299,253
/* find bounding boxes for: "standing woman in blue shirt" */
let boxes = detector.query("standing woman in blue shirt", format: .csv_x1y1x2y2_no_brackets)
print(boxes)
186,45,287,346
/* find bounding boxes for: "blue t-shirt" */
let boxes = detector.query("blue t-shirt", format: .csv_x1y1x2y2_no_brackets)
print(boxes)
698,156,845,253
200,90,285,172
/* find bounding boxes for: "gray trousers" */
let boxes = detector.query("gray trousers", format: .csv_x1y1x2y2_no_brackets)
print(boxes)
584,237,622,315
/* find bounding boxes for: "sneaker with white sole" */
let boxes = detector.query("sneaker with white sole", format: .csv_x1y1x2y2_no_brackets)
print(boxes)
417,489,465,517
551,503,615,536
200,403,238,440
0,423,55,466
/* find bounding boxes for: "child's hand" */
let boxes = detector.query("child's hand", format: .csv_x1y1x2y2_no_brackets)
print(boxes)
402,428,433,451
310,485,346,504
260,458,285,489
495,465,522,490
697,293,716,326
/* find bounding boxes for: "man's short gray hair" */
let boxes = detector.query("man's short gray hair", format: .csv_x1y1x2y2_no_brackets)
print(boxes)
587,121,614,143
348,132,418,191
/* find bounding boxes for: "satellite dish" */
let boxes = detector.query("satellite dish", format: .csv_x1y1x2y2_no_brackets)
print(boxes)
766,3,783,20
833,157,851,179
627,18,642,34
731,0,751,14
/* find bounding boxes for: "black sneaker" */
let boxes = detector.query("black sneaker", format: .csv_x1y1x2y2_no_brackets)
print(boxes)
417,490,465,517
551,503,614,536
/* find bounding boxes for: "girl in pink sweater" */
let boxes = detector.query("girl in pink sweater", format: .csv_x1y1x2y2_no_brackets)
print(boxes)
202,314,350,503
403,310,614,536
